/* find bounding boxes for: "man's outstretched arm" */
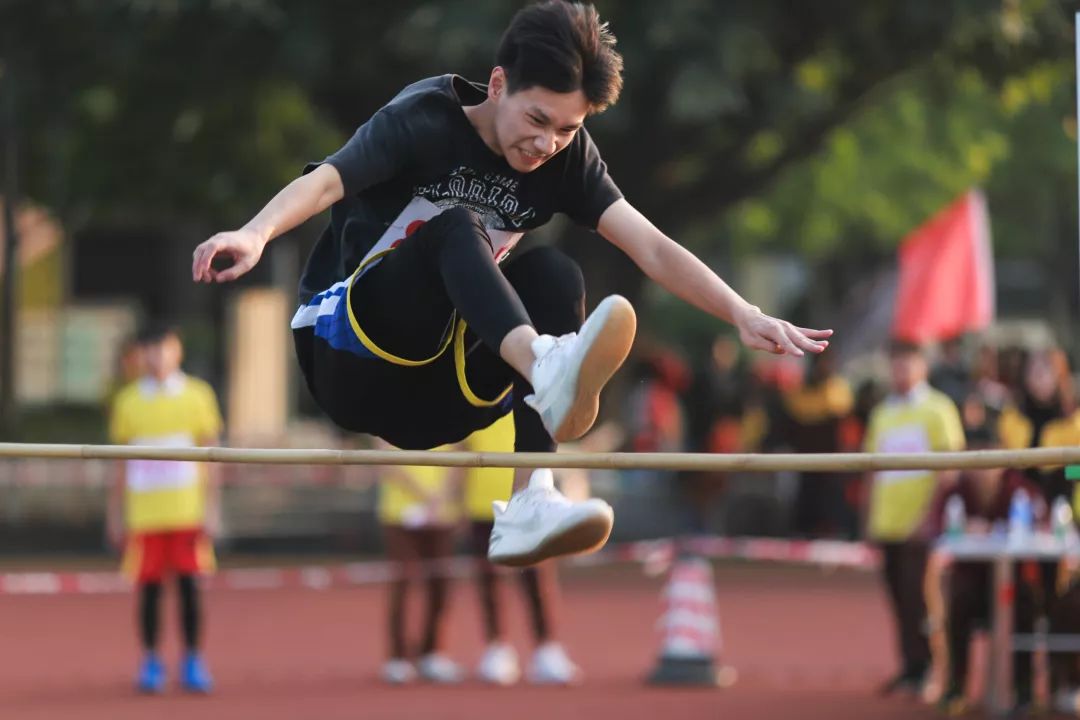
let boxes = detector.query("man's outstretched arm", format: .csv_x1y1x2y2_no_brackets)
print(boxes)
192,163,345,283
597,198,832,356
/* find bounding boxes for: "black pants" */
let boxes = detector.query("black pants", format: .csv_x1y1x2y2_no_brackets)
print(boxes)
880,541,931,678
1050,578,1080,689
383,525,456,659
139,575,201,653
792,472,846,538
295,208,586,451
947,562,1035,696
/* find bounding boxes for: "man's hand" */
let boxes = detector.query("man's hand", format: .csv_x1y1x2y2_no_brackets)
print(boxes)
733,305,832,357
204,508,223,542
192,228,266,283
106,516,125,551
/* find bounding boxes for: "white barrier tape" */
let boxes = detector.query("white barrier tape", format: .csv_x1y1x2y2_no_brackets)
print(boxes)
0,536,878,596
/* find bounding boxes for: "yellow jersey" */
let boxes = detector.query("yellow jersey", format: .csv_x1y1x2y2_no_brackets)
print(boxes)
109,374,223,533
781,376,854,424
377,446,460,526
864,385,964,541
462,414,515,521
1036,411,1080,518
997,405,1034,450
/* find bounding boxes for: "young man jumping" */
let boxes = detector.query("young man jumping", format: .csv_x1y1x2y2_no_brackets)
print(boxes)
191,0,830,567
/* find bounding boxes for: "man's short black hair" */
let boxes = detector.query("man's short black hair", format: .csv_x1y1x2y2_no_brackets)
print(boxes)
497,0,624,113
136,319,179,346
887,337,926,358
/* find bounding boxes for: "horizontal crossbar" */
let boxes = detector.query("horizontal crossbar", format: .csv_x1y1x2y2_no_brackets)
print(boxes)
2,443,1080,472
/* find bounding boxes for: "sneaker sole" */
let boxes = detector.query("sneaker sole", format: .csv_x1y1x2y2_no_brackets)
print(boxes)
490,506,614,567
552,296,636,443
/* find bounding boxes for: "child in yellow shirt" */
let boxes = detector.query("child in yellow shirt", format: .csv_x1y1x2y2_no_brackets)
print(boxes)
107,324,222,694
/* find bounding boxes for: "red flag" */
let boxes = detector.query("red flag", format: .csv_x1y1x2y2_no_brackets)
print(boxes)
892,190,994,343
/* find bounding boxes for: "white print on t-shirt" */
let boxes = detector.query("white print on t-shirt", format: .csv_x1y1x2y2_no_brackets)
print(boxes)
356,195,524,280
873,423,932,485
125,433,199,492
415,165,538,230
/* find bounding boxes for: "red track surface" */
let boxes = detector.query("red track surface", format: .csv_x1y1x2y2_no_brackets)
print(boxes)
0,562,982,719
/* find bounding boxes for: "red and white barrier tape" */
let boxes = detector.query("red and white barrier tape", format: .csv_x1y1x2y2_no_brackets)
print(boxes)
0,536,878,596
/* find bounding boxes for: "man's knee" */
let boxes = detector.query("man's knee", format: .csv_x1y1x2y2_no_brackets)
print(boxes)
426,206,487,241
504,246,585,333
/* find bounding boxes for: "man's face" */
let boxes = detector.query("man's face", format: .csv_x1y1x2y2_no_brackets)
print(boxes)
1024,352,1057,404
489,68,589,173
142,334,182,381
889,351,926,394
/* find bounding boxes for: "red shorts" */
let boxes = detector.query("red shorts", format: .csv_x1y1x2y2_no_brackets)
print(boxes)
122,529,215,584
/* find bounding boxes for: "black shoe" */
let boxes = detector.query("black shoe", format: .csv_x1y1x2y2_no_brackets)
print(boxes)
1009,689,1036,718
877,672,922,697
936,686,969,716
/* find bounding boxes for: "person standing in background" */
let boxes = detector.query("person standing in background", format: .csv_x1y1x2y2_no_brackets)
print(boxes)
107,323,223,694
377,442,466,685
776,352,853,539
863,339,965,697
679,335,748,534
927,419,1043,715
463,413,581,685
928,335,971,409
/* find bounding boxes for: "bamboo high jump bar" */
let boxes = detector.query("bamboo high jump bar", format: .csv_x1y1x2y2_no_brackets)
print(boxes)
1,443,1080,473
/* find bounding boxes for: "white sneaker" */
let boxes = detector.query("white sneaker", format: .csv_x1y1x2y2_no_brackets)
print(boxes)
526,295,636,442
381,658,417,685
528,642,581,685
417,653,465,684
487,469,614,567
1054,688,1080,714
476,642,521,686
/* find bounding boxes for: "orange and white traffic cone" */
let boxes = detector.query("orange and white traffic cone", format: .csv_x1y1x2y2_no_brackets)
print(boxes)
647,555,736,686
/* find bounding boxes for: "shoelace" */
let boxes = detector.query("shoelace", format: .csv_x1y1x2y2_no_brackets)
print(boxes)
513,485,563,509
531,332,576,373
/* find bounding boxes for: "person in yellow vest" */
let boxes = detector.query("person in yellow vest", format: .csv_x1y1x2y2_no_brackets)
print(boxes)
1035,405,1080,700
778,352,855,538
377,441,465,685
106,323,223,695
463,413,580,685
1039,411,1080,520
863,339,964,698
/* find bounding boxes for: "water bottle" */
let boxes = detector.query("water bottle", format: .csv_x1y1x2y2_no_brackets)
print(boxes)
944,494,966,539
1052,495,1074,541
1008,487,1033,544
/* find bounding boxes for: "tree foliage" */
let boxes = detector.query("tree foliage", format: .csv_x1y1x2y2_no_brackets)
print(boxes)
2,0,1073,310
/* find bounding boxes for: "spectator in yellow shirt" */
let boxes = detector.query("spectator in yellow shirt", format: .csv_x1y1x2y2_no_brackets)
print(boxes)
863,339,964,697
107,323,223,695
377,440,465,685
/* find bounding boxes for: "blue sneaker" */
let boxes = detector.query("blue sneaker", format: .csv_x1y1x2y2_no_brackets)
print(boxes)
180,653,213,694
136,654,166,694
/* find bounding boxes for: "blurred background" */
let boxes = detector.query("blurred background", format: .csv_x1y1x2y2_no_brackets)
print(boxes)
0,2,1079,719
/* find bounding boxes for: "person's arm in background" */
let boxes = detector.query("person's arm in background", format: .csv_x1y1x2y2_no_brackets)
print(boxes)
372,438,440,508
201,438,223,540
106,461,126,550
106,398,129,550
198,383,227,540
912,401,966,541
858,407,882,540
441,460,467,525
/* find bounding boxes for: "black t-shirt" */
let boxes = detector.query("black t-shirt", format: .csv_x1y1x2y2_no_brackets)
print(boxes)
297,74,622,303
